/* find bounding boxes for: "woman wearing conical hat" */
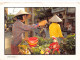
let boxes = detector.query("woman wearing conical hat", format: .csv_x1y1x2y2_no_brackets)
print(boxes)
49,14,64,44
11,10,47,55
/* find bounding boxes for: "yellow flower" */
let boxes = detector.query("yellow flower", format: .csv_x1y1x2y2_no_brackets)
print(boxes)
40,50,45,54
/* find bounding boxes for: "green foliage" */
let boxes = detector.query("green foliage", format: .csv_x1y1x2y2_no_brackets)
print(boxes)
60,34,75,54
20,36,54,55
35,36,53,46
20,34,75,55
31,47,41,55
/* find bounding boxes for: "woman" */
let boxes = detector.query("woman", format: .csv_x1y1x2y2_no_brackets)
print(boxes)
49,15,64,44
66,22,72,35
11,10,47,54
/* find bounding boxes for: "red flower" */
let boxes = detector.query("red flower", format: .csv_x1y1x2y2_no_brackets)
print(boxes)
49,42,60,53
52,36,56,40
28,37,38,47
53,48,59,53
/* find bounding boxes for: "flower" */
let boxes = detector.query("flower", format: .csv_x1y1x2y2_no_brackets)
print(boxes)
28,37,38,47
40,50,45,54
45,52,49,55
45,48,50,54
49,42,60,54
45,48,50,51
54,39,58,42
52,36,56,39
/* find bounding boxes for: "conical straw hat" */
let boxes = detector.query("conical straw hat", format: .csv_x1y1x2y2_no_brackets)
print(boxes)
15,10,30,17
49,15,62,22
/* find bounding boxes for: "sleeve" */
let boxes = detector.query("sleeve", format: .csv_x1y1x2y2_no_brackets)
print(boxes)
49,24,53,37
58,24,63,37
19,23,39,31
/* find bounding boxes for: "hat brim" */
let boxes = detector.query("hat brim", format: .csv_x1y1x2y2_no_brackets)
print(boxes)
14,13,31,17
13,14,31,21
49,15,62,22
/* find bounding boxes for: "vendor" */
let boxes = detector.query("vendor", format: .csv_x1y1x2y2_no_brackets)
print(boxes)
11,10,47,55
66,22,72,35
49,15,64,44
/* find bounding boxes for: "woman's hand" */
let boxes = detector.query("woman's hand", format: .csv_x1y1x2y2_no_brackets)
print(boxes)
39,20,48,26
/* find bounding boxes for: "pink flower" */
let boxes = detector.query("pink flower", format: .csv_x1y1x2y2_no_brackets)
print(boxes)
45,48,50,51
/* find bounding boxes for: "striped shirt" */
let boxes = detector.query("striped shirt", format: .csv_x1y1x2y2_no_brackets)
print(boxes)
12,20,39,46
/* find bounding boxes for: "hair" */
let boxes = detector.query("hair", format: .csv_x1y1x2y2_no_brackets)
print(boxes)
15,14,28,20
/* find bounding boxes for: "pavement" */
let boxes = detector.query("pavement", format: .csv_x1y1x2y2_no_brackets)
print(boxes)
5,31,12,55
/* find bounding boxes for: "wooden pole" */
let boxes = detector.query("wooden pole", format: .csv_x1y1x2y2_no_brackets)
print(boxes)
32,8,35,36
25,8,28,38
64,8,67,27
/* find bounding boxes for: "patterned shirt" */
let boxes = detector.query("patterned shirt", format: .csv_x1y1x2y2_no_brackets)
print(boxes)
12,20,39,46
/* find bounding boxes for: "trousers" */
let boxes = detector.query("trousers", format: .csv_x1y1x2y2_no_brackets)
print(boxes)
11,44,19,55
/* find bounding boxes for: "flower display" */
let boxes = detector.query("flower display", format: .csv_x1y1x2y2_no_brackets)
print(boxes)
49,36,60,54
18,45,31,54
18,34,75,55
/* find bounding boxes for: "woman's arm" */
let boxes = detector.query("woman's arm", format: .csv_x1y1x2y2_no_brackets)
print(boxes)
19,23,39,31
19,20,47,31
58,24,63,37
